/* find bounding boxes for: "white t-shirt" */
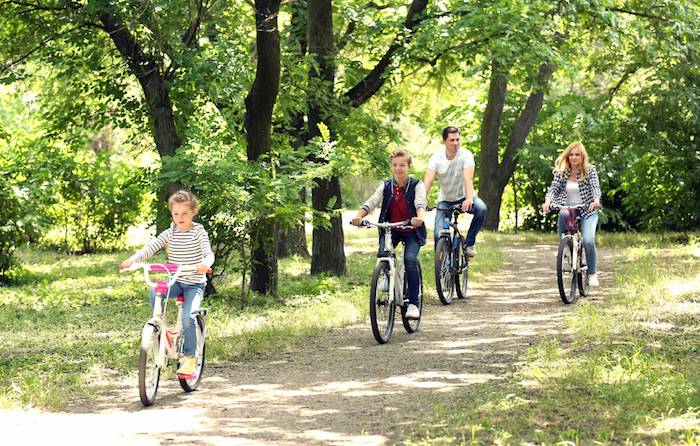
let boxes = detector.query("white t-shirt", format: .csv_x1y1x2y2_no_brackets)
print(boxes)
427,148,475,202
566,180,584,208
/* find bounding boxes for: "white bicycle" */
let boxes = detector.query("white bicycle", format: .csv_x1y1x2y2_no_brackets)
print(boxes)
120,263,209,406
353,220,423,344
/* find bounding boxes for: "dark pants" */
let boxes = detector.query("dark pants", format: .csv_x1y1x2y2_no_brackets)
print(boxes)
433,196,488,246
379,230,421,306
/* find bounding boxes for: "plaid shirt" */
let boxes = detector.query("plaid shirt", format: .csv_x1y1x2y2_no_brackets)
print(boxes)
546,166,602,220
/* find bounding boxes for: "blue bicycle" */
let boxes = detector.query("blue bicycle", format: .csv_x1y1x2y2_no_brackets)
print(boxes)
430,205,470,305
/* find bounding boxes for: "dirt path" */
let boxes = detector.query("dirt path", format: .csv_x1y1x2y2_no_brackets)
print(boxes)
6,243,613,445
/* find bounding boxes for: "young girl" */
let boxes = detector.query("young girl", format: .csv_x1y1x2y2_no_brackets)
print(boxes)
121,190,214,375
351,149,427,319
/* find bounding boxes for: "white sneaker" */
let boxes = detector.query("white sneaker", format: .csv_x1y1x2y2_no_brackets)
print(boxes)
465,245,477,257
405,304,420,319
589,273,599,287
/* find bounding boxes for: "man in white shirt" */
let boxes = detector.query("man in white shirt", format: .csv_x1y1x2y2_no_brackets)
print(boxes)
423,126,488,257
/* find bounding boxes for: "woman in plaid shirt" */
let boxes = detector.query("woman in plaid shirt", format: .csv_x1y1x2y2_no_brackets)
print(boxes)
542,141,602,287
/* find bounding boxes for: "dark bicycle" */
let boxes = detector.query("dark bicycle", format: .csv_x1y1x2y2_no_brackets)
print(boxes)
553,207,590,304
429,205,470,305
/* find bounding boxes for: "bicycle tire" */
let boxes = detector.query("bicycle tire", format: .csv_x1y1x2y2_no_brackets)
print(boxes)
455,239,469,299
435,237,455,305
578,244,590,297
401,262,423,333
179,315,206,392
370,262,396,344
138,324,161,406
557,237,578,304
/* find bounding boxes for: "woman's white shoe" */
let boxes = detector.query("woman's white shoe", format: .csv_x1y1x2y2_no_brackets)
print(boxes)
405,304,420,319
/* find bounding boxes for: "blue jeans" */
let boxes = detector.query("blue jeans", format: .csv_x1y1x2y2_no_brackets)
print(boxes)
379,230,421,306
434,196,488,246
557,210,598,274
149,281,204,356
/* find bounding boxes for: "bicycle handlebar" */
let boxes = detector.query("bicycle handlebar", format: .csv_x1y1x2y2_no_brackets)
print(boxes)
120,263,212,288
349,220,414,230
426,205,465,213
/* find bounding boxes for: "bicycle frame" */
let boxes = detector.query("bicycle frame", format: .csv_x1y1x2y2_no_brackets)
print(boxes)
124,263,197,367
373,221,414,307
559,208,584,274
437,206,466,271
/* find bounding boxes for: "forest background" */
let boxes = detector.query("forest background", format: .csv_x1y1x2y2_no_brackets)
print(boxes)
1,0,699,294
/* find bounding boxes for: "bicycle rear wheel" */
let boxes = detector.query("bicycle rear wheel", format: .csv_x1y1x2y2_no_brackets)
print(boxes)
370,262,396,344
179,314,206,392
455,240,469,299
401,262,423,333
435,237,455,305
557,237,578,304
139,324,161,406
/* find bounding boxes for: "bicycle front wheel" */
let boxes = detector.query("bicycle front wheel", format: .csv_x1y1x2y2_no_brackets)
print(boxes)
578,244,590,297
456,240,469,299
370,262,396,344
179,314,206,392
435,237,455,305
139,324,161,406
557,237,578,304
401,262,423,333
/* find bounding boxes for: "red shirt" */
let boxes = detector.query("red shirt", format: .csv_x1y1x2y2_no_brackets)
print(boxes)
388,182,411,230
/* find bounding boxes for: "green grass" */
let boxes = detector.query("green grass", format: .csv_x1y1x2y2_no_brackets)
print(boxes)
0,234,503,410
408,237,700,445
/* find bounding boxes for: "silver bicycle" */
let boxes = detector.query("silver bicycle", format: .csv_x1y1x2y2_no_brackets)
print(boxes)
354,220,423,344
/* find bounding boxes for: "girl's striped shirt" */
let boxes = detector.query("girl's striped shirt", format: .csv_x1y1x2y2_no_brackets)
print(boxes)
129,222,214,284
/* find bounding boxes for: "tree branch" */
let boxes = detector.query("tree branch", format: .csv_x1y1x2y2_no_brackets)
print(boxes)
344,0,428,108
501,62,554,181
607,7,667,21
0,36,54,73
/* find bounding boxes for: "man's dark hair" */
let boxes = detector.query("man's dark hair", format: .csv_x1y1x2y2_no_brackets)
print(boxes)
442,126,460,141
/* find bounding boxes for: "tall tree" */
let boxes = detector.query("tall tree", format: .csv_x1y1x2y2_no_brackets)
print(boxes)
245,0,283,293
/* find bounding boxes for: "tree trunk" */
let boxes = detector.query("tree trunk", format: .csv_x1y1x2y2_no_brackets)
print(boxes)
478,61,508,230
479,62,553,230
277,0,309,258
277,187,309,258
244,0,282,293
97,8,182,230
308,0,346,275
311,177,346,274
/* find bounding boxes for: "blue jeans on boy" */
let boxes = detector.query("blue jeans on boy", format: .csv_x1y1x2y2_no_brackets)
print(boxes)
557,209,598,274
149,281,204,356
378,230,421,306
433,196,488,246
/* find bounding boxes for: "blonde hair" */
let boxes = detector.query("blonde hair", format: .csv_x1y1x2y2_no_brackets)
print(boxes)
554,141,591,180
390,149,412,167
168,190,199,215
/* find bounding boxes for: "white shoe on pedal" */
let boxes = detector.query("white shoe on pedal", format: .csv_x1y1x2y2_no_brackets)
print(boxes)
465,245,477,257
589,273,599,287
405,304,420,319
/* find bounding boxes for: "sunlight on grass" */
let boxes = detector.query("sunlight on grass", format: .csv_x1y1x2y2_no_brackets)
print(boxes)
2,231,507,410
409,235,700,445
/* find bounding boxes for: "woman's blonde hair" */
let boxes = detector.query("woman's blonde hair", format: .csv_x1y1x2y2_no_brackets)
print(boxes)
168,190,199,215
390,149,412,166
554,141,591,180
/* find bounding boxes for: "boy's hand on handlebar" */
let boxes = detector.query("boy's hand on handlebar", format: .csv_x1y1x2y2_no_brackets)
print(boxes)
410,217,424,228
351,217,364,227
